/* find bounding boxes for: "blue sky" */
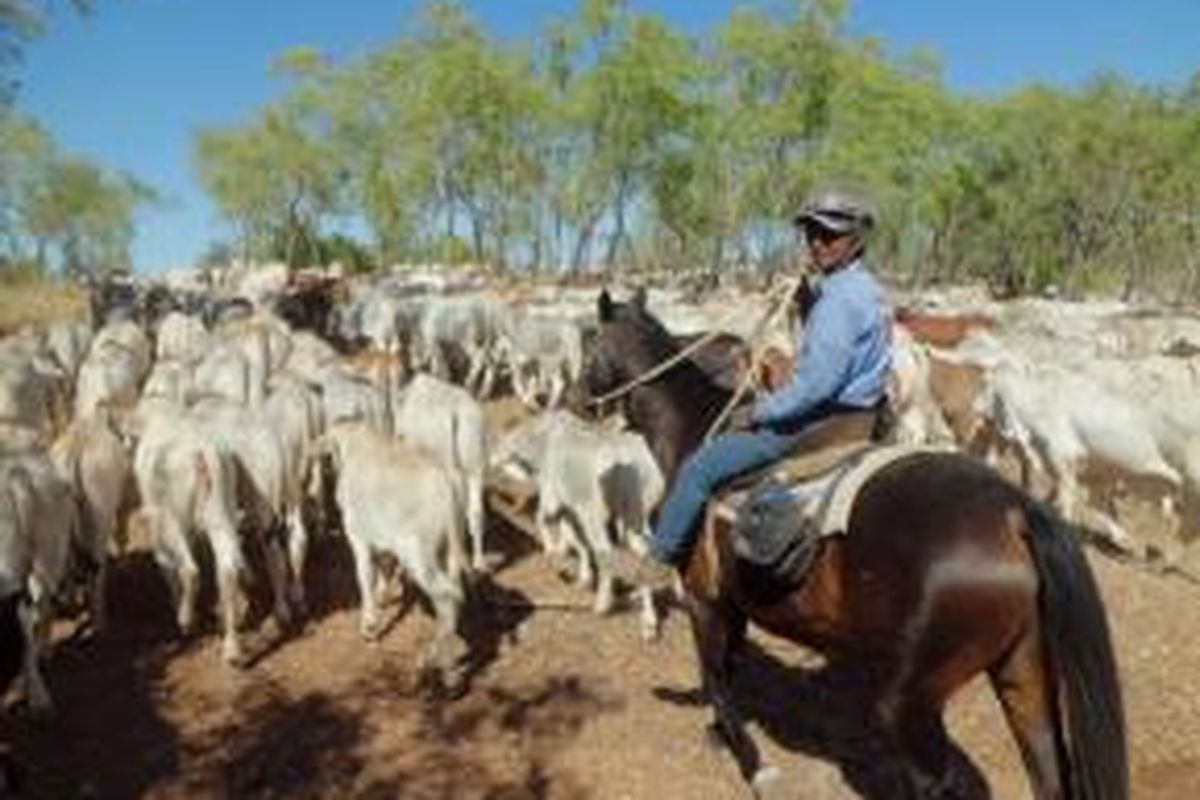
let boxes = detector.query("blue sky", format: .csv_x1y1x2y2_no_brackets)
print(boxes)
19,0,1200,273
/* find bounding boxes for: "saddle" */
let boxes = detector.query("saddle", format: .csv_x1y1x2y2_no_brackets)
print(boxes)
708,402,912,601
715,402,889,520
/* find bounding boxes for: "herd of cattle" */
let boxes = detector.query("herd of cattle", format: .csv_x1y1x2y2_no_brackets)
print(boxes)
4,261,1200,732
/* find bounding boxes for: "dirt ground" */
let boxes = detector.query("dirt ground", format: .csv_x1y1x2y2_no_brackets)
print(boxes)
4,434,1200,798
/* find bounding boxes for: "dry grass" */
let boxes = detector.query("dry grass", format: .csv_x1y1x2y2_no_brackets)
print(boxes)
0,278,87,335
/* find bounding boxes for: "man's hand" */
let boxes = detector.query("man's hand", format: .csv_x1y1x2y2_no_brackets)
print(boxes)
725,403,757,432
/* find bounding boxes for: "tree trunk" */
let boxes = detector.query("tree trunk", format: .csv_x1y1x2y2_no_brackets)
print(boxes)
605,174,632,270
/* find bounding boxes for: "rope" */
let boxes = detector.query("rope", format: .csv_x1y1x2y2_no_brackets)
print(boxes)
585,325,733,408
587,276,801,413
702,275,802,443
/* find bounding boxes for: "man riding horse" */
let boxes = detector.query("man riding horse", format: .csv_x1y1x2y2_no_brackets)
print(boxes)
617,187,892,585
590,192,1125,798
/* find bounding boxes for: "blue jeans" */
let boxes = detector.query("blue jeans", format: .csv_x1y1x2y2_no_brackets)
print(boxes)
648,426,805,565
649,403,868,566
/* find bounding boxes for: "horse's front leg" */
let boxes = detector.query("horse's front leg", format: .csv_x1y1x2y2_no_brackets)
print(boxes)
685,594,781,798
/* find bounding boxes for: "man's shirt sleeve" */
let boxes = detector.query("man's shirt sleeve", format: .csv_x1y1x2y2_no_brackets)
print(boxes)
751,293,858,425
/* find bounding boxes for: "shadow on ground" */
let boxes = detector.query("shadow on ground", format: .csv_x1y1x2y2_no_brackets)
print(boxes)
655,638,991,800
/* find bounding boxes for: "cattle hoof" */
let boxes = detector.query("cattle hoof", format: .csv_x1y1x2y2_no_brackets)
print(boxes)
639,620,661,643
750,765,784,800
592,593,615,616
703,722,728,752
222,640,251,669
263,615,294,641
223,650,251,670
437,664,469,700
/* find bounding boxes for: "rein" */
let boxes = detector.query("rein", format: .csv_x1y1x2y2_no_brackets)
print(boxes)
586,327,731,408
587,276,803,414
702,275,801,443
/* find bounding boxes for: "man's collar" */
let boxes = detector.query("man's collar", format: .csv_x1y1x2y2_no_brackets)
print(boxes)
817,257,864,282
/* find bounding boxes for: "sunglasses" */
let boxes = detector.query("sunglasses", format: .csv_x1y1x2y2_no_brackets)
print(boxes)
803,224,846,244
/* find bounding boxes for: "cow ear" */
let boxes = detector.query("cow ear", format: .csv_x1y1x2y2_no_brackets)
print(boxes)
598,288,614,321
631,285,647,310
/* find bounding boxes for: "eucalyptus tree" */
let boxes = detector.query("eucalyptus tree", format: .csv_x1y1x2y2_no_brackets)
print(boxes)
18,154,153,275
195,67,346,266
549,0,702,270
0,107,49,258
711,0,850,267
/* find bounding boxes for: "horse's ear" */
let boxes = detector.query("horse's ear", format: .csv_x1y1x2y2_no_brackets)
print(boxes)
598,288,614,321
631,285,648,310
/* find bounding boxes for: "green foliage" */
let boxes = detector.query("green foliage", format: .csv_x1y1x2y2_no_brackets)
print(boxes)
314,231,375,274
191,0,1200,299
0,108,154,276
195,92,346,266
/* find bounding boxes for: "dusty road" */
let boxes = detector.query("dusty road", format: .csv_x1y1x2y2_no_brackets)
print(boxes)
4,499,1199,800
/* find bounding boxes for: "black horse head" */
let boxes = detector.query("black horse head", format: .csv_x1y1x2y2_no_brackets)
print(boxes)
584,286,677,402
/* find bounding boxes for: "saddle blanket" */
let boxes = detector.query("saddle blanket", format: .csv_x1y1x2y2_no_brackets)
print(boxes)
730,443,954,594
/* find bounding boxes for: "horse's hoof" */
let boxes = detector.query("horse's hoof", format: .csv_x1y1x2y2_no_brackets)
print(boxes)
750,765,785,800
20,696,55,724
0,751,26,796
273,604,295,632
290,594,310,621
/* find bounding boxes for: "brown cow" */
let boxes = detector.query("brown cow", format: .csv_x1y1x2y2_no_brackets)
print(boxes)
896,306,995,349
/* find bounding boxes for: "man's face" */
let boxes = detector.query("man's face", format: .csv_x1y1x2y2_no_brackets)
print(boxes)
804,222,859,272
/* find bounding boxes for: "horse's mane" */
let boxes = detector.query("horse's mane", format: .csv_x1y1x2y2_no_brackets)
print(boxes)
610,300,727,393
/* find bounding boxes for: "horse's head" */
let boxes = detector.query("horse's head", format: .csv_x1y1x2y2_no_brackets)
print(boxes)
583,286,671,402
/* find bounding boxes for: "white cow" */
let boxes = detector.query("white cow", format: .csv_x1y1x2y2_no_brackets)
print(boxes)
888,326,955,446
190,399,303,631
392,374,488,571
75,320,151,420
497,312,584,409
323,423,467,684
191,339,258,407
0,350,69,438
493,411,666,638
88,319,152,380
416,294,503,396
318,365,392,434
155,311,210,365
44,320,93,380
946,332,1186,549
263,373,327,612
0,451,79,714
130,414,247,665
50,412,131,626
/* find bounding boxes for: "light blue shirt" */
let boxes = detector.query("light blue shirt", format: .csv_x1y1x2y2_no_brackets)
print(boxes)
752,260,892,426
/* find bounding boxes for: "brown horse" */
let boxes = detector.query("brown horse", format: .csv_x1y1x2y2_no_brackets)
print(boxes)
585,290,1126,800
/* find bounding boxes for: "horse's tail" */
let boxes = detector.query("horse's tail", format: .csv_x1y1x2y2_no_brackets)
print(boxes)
1024,499,1127,800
